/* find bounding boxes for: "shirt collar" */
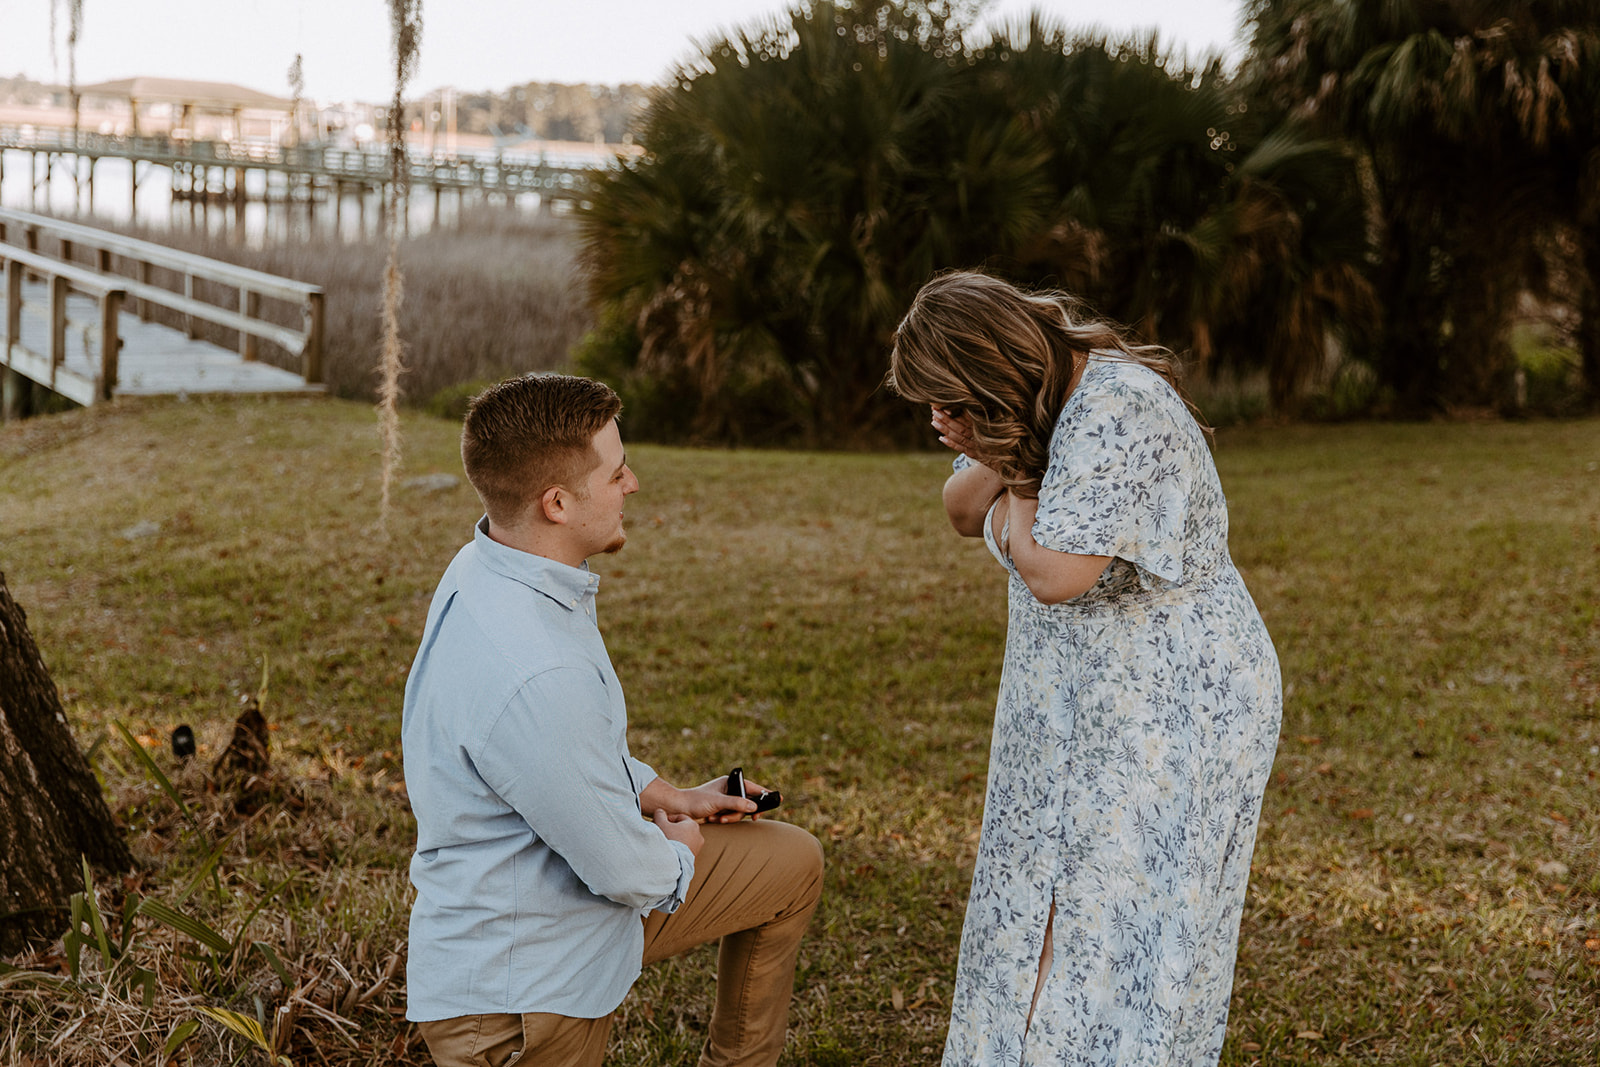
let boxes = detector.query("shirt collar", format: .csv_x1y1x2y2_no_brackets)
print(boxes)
472,515,599,612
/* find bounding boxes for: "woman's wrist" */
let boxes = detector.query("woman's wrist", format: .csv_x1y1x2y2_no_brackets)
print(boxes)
1004,493,1043,565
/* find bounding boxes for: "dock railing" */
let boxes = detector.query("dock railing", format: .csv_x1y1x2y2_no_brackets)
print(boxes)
0,125,602,198
1,243,125,406
0,207,324,396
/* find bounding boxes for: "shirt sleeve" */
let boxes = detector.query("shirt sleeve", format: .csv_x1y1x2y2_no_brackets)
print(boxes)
471,668,694,915
627,756,658,795
1031,367,1191,590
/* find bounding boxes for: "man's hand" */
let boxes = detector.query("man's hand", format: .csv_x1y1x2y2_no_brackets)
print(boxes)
640,775,760,823
675,776,763,824
653,809,704,857
691,774,767,823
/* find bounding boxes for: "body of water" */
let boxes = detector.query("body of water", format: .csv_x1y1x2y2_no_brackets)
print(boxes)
0,148,549,246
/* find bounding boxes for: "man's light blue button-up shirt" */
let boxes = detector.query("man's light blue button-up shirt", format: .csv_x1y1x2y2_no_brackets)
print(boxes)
403,518,695,1022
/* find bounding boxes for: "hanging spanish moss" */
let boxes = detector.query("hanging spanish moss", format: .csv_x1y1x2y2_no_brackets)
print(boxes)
378,0,422,530
67,0,82,125
49,0,85,139
287,53,305,147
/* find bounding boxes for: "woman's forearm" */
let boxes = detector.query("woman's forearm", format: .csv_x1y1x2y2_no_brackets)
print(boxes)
944,462,1005,537
1004,493,1112,604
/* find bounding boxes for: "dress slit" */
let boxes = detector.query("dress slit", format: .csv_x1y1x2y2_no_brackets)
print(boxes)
1025,898,1057,1041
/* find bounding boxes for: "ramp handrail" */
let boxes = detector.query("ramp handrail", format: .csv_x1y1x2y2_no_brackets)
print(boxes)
1,244,126,404
0,207,323,384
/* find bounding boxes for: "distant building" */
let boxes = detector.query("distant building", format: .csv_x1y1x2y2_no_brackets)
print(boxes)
72,77,299,143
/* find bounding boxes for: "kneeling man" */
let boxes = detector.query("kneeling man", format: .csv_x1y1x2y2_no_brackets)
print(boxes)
403,373,824,1067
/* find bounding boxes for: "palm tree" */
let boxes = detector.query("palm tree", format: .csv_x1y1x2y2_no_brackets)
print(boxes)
1544,14,1600,404
581,0,1378,438
1245,0,1600,411
978,18,1376,409
584,1,1043,444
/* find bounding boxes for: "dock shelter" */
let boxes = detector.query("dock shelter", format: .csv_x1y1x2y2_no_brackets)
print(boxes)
75,77,298,143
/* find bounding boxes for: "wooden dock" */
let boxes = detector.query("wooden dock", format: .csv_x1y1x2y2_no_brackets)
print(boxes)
0,126,602,221
2,208,323,416
9,275,321,400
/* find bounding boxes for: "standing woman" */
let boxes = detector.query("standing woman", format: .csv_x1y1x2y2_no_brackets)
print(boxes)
890,271,1282,1066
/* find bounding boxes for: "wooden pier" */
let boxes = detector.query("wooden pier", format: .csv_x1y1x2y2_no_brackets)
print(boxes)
0,125,602,223
1,207,324,416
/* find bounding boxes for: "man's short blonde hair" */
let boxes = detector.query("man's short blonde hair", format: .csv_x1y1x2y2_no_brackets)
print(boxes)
460,373,622,526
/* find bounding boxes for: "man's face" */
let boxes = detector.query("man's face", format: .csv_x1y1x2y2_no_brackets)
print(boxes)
566,419,639,559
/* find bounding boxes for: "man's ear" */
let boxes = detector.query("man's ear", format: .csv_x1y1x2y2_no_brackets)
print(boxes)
538,484,568,525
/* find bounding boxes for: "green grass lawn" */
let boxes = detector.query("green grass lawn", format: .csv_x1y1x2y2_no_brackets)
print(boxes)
1,397,1597,1065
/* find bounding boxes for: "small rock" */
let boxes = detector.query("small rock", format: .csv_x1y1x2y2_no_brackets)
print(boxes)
1537,860,1570,879
119,520,161,540
403,473,461,493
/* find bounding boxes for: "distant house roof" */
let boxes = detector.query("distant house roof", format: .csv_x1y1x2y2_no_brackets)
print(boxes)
76,77,293,112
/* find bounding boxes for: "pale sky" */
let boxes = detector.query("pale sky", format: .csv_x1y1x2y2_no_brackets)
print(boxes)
0,0,1248,104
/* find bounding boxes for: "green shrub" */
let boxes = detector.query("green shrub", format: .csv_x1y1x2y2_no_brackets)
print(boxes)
421,379,495,423
1513,324,1585,415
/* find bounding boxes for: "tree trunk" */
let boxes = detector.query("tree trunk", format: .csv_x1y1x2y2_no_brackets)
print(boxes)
1372,207,1448,414
0,571,134,957
1580,225,1600,410
1443,240,1521,412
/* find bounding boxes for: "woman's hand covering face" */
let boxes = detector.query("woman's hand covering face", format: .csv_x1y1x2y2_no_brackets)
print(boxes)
932,406,977,457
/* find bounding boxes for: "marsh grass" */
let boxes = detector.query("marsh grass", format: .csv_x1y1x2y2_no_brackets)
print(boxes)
49,209,589,407
0,398,1597,1064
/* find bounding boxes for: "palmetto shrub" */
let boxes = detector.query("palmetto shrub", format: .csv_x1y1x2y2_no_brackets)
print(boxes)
579,0,1374,443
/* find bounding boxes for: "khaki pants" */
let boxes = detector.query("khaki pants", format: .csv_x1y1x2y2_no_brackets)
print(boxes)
419,819,824,1067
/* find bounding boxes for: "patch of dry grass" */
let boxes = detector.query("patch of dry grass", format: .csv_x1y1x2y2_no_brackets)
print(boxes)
1,399,1597,1065
43,208,589,407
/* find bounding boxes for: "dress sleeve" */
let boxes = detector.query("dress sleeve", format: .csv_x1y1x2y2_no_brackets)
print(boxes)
1030,366,1191,590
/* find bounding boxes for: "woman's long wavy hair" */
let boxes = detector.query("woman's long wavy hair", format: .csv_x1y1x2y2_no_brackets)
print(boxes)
888,271,1203,498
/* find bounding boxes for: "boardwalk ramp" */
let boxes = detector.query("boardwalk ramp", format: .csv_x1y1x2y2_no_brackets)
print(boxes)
1,208,323,412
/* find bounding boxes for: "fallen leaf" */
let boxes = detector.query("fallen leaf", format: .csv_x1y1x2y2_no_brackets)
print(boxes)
1242,1042,1261,1053
1347,808,1375,820
1296,1030,1323,1040
1583,939,1600,951
891,987,905,1011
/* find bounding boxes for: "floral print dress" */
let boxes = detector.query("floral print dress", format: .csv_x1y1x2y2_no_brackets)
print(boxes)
943,358,1282,1066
